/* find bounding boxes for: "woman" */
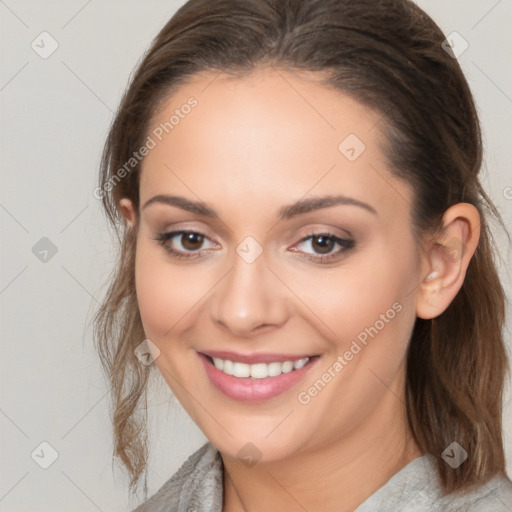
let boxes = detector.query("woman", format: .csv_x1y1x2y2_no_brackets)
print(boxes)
94,0,512,510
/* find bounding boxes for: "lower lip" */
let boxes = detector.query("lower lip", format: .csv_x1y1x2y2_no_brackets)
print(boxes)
198,353,319,402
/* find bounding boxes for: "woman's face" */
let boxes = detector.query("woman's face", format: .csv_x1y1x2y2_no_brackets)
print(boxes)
123,67,427,463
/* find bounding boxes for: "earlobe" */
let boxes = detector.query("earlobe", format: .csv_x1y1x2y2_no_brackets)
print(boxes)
416,203,480,320
119,198,137,228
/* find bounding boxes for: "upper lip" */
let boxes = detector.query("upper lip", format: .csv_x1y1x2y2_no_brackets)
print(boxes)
199,350,318,365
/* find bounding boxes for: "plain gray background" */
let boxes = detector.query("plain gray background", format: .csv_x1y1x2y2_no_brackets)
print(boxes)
1,1,511,510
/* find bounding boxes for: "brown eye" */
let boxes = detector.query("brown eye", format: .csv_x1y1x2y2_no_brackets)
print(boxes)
154,230,219,259
311,235,335,254
181,232,204,251
292,232,355,263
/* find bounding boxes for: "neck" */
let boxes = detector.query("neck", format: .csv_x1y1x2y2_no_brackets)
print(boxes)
221,369,423,512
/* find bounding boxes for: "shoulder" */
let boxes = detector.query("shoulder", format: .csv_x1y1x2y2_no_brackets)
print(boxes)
131,442,223,512
356,453,512,512
437,472,512,511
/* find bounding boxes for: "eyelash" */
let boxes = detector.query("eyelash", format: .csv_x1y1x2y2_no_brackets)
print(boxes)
153,230,355,263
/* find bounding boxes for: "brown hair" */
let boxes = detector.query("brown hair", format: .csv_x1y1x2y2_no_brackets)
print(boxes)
94,0,510,499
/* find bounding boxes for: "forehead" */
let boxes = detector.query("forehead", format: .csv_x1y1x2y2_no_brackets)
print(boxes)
139,67,412,224
145,66,380,163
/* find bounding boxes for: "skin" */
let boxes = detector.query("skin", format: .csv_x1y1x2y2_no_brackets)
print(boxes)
120,66,480,512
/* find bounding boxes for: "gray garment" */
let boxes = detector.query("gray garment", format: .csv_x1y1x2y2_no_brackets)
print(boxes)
132,442,512,511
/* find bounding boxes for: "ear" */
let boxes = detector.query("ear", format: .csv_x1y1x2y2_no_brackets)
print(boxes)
119,198,137,228
416,203,480,320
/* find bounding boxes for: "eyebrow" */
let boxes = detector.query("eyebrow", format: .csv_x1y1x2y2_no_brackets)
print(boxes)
142,194,378,219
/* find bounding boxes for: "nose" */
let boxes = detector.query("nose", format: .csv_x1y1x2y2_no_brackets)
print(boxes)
210,250,289,338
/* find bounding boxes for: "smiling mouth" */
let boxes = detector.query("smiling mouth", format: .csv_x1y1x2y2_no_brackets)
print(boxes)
198,351,321,402
202,354,320,379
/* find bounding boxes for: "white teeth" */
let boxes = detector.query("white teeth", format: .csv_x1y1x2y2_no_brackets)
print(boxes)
223,359,234,375
210,356,311,379
281,361,294,373
294,358,309,370
267,362,282,377
233,362,250,378
250,363,268,379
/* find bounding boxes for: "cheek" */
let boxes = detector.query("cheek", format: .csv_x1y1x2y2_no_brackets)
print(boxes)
334,246,419,377
291,245,418,434
134,241,206,337
294,251,416,336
